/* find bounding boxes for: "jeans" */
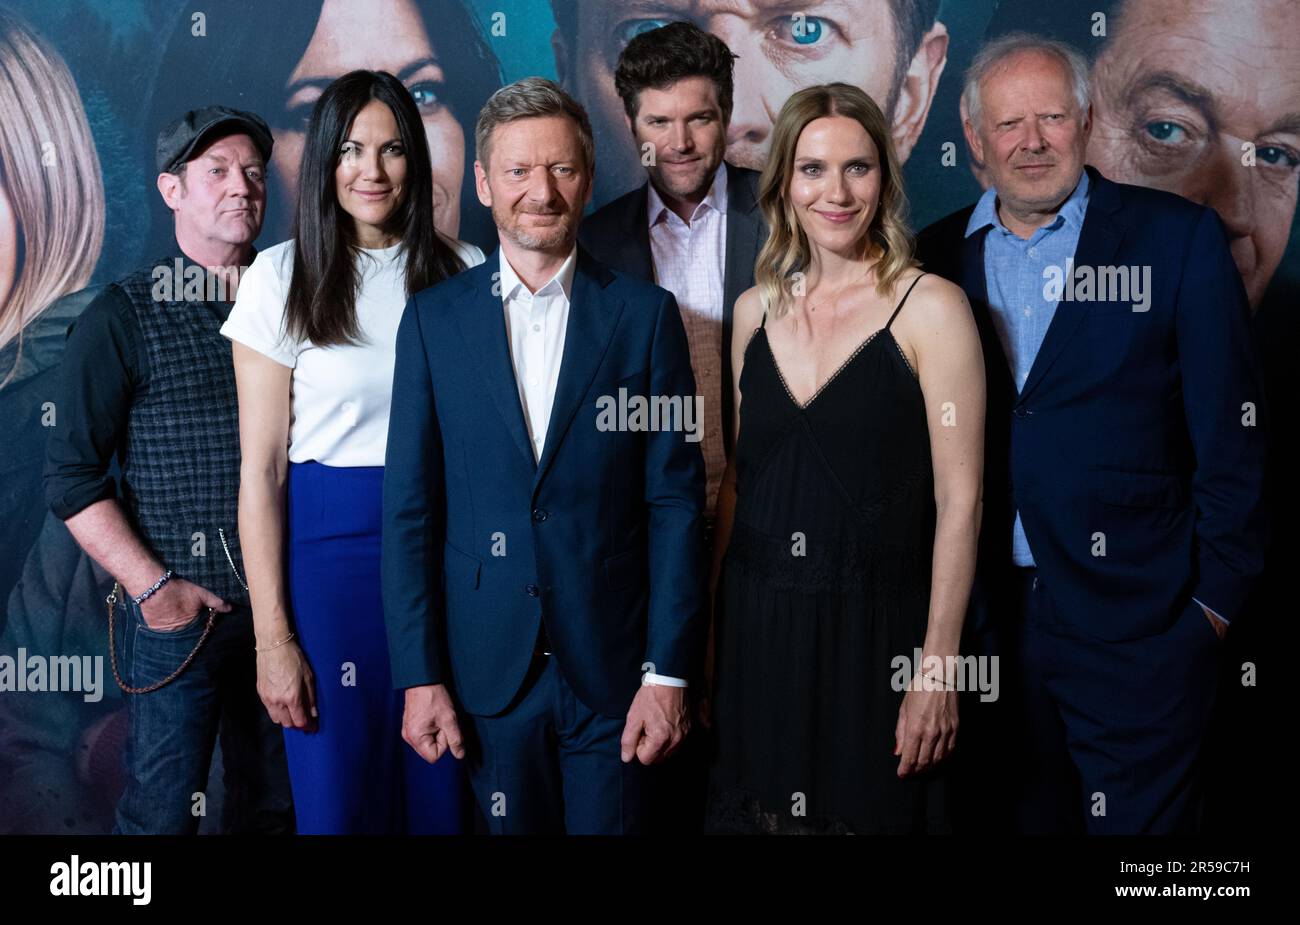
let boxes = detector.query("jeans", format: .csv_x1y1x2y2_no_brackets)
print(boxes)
111,592,293,834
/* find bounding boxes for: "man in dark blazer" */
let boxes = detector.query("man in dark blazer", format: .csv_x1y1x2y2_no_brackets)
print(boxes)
918,36,1267,834
577,21,765,833
579,22,765,482
382,78,707,834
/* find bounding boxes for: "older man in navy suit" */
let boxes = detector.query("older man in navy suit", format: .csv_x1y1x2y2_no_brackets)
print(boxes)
382,78,707,834
918,35,1267,834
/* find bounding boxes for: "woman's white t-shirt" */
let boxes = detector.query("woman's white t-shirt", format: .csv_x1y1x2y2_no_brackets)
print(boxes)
220,235,484,467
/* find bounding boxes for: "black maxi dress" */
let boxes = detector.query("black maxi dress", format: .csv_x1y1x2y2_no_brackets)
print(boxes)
706,274,949,834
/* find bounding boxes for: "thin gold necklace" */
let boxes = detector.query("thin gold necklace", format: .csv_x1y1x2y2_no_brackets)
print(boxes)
804,266,874,313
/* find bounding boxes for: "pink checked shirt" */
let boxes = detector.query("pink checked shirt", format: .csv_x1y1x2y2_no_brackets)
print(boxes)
646,166,728,515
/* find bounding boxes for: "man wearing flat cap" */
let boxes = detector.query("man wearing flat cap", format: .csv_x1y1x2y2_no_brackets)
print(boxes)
44,106,294,833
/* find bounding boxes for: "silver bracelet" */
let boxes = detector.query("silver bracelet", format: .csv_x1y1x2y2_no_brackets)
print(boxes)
131,569,173,606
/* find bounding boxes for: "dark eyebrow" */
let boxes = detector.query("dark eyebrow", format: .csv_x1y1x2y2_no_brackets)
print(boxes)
285,76,329,96
1124,70,1218,127
641,107,718,121
286,57,443,96
1128,70,1300,140
1261,113,1300,137
604,0,695,20
394,57,442,83
754,0,852,18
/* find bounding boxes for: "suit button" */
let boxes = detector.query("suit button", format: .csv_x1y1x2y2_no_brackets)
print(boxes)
525,584,540,597
1013,407,1028,417
531,509,549,523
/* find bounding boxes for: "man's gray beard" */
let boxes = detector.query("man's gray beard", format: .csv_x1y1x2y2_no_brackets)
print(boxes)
497,215,575,251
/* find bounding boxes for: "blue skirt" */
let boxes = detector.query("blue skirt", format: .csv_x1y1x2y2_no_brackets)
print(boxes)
285,460,467,834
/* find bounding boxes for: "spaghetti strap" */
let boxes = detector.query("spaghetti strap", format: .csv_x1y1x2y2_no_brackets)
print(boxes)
760,310,768,328
885,273,926,330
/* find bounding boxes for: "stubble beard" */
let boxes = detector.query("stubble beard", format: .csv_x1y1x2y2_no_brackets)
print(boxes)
496,204,575,251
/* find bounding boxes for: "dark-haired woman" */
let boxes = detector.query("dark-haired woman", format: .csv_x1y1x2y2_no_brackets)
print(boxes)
146,0,502,253
222,70,484,834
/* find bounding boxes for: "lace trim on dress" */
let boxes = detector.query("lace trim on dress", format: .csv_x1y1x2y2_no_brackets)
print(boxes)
892,337,919,380
766,327,888,411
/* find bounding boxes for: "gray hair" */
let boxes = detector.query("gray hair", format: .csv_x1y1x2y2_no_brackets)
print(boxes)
962,32,1090,128
474,76,595,171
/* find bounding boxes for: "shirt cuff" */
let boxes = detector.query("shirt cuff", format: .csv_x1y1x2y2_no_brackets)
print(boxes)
1193,597,1229,626
46,479,118,521
642,672,688,688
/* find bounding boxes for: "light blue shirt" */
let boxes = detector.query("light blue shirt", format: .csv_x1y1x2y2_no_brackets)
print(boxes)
965,170,1090,568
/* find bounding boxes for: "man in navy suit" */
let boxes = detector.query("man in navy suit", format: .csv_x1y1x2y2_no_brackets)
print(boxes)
917,35,1267,834
382,77,707,834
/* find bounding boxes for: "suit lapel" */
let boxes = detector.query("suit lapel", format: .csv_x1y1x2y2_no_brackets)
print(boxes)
455,253,536,469
621,187,654,281
534,247,624,485
1018,168,1124,401
722,162,763,451
960,225,1017,404
722,162,763,318
959,224,990,315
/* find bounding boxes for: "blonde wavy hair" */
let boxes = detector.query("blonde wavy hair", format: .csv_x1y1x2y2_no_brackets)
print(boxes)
0,7,104,374
755,82,916,318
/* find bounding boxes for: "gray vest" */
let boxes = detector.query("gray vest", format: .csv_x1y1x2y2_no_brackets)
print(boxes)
116,255,248,604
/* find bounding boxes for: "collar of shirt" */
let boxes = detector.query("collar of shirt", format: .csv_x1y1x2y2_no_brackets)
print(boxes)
161,244,259,320
165,244,259,278
647,161,729,229
498,244,578,305
964,168,1091,241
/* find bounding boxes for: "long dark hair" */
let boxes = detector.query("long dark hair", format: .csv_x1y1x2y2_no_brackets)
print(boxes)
286,70,462,347
143,0,502,253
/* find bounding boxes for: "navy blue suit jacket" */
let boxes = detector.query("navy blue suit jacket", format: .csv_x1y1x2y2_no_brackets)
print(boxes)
382,245,708,717
918,167,1267,641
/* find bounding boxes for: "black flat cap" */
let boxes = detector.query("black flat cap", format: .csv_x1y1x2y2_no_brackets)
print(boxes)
156,105,274,174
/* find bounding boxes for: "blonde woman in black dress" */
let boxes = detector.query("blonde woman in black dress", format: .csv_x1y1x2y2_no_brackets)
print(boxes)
705,83,985,834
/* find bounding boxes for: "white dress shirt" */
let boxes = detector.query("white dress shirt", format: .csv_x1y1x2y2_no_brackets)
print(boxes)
647,166,728,514
499,246,577,462
497,246,686,688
